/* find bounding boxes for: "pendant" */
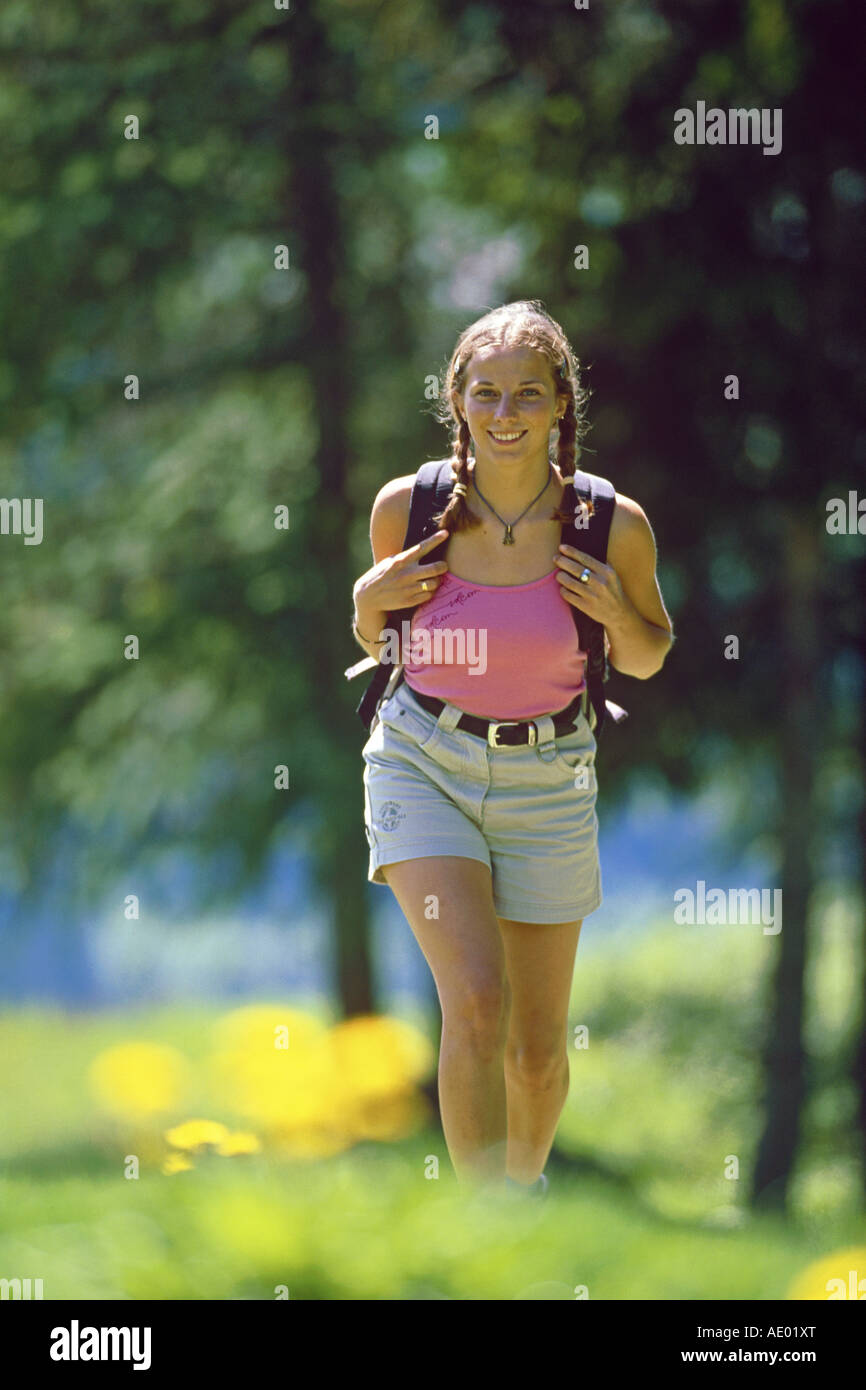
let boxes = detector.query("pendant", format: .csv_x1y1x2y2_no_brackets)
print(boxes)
503,525,514,545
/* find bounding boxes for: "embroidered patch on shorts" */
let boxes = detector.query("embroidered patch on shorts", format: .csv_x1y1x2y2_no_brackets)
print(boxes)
379,800,406,832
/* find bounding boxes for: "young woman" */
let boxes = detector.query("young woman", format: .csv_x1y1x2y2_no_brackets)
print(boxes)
351,301,674,1195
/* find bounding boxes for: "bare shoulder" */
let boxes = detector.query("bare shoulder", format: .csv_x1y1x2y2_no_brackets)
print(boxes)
608,491,659,563
372,472,416,512
369,473,419,564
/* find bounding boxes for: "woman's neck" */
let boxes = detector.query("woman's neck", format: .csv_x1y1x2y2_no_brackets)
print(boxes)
467,456,562,517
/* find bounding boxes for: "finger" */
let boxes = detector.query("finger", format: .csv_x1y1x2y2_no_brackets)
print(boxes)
405,576,443,607
557,544,596,565
402,529,450,563
556,579,595,612
554,551,585,575
556,569,597,603
555,552,597,583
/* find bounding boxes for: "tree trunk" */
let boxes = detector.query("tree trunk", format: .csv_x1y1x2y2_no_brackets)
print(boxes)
751,510,819,1208
286,2,375,1018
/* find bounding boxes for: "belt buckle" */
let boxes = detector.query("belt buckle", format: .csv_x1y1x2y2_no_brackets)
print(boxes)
488,720,536,748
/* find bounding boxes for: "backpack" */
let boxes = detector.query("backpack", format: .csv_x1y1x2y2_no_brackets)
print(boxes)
345,457,629,741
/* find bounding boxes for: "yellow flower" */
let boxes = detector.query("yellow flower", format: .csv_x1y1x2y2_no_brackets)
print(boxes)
207,1005,435,1151
788,1247,866,1300
215,1130,261,1157
328,1015,434,1133
210,1005,336,1130
329,1015,434,1094
88,1042,189,1120
162,1152,195,1175
323,1016,434,1143
211,1005,327,1053
344,1088,430,1142
165,1119,230,1152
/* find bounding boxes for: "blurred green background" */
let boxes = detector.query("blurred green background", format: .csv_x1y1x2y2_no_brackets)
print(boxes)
0,0,864,1299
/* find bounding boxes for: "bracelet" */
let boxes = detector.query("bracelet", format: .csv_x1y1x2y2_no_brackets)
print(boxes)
352,615,385,645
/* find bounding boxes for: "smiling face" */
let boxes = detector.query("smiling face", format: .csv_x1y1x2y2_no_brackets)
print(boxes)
453,345,566,465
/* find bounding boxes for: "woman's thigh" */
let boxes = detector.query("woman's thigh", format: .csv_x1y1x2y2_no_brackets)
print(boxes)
381,856,510,1028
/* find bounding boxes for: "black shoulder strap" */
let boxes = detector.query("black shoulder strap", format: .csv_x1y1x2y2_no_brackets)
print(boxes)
355,459,454,730
561,469,626,741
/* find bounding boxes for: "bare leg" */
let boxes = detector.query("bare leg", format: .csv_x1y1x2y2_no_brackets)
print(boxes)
498,917,583,1184
381,856,511,1188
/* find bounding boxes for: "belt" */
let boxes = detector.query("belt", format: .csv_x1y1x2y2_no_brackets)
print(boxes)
404,685,586,748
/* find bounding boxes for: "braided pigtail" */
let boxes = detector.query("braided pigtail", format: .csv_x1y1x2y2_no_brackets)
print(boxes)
432,416,478,532
552,375,594,524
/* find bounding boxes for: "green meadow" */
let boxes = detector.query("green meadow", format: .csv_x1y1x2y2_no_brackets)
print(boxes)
0,912,862,1301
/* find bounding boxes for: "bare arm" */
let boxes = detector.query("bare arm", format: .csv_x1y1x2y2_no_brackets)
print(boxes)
351,476,449,661
603,495,675,678
554,492,674,679
351,476,413,660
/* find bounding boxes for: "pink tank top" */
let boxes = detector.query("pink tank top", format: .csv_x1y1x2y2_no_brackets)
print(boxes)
402,569,587,720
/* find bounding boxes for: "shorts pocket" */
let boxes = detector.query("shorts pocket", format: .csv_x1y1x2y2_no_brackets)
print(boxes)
378,690,441,753
551,715,597,781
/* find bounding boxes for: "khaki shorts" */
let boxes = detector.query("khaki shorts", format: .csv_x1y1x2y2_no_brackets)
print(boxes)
361,678,602,925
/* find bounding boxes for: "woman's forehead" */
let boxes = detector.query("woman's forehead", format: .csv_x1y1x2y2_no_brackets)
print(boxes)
465,346,552,380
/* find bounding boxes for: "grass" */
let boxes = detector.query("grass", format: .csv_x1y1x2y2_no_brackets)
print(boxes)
0,1142,839,1300
0,903,864,1300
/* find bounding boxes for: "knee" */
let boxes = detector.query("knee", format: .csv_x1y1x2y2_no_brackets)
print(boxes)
444,973,512,1055
505,1041,570,1093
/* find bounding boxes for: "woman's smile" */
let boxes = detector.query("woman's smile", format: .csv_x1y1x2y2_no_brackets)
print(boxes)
488,429,528,446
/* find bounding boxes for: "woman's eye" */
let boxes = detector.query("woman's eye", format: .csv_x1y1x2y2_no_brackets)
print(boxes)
475,389,540,397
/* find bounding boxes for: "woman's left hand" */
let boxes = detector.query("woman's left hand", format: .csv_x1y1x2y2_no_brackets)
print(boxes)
554,543,634,631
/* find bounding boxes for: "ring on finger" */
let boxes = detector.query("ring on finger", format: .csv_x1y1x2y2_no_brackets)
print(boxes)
578,567,591,585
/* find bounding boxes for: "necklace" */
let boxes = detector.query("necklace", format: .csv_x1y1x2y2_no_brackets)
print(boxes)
469,462,553,545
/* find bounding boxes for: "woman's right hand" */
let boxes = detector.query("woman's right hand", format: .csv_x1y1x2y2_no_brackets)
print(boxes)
354,528,450,615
